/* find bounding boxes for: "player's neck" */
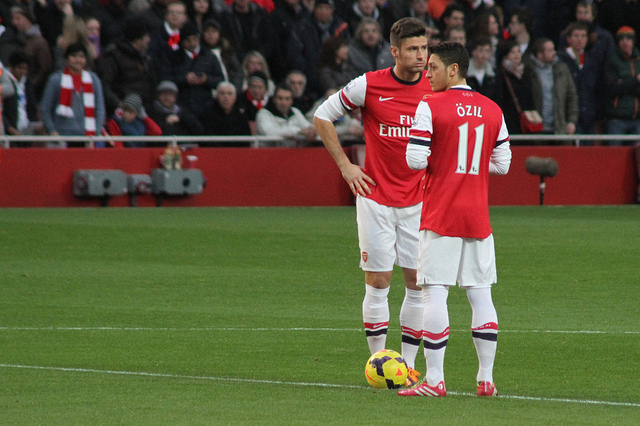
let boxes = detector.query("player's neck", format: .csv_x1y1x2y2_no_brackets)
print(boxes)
393,66,421,83
446,77,467,91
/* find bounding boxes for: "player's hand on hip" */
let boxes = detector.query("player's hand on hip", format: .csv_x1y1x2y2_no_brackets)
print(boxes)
341,163,376,196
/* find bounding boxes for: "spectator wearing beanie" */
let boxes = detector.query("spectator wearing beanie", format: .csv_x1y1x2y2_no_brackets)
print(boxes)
104,93,162,148
99,15,157,115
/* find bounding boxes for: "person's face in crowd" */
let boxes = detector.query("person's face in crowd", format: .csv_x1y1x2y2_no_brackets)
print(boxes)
193,0,210,15
506,44,522,64
234,0,251,12
358,0,376,16
444,10,464,30
487,14,499,36
576,4,594,23
286,74,306,98
471,43,492,68
447,28,466,45
54,0,72,11
166,3,187,29
182,34,200,52
360,23,381,48
158,90,178,109
426,53,451,92
217,85,237,111
537,40,556,64
86,18,100,38
393,35,428,75
508,15,525,36
336,44,349,62
10,62,29,81
11,12,31,33
411,0,428,15
67,51,87,73
121,107,138,123
203,26,220,47
273,88,294,116
133,33,151,52
246,56,264,74
567,29,588,52
314,4,333,24
248,79,267,100
618,35,635,57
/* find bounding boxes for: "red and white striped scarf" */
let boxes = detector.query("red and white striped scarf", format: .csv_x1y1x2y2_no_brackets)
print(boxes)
55,68,96,136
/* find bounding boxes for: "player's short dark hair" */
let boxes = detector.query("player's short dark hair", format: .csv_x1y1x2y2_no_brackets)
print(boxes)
390,17,427,48
429,41,469,78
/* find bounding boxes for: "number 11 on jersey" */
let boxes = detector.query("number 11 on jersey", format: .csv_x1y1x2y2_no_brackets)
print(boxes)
456,122,484,175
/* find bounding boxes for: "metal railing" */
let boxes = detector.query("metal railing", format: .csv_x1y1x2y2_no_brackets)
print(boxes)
1,133,639,148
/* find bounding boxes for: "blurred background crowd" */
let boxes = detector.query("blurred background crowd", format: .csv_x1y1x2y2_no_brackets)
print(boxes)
1,0,639,146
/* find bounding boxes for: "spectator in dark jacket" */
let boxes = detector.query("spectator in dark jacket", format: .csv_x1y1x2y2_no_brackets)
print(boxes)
466,37,501,104
603,26,640,146
157,22,223,118
200,81,252,142
286,0,349,95
3,50,42,138
99,15,157,115
148,80,204,136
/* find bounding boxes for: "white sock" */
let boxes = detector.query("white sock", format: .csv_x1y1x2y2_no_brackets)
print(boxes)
422,285,449,385
399,287,423,369
467,287,498,383
362,285,389,355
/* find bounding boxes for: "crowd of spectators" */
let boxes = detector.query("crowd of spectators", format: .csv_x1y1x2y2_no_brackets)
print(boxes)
1,0,640,147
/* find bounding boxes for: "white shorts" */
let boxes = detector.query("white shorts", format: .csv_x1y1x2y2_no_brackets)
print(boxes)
356,196,421,272
417,230,497,288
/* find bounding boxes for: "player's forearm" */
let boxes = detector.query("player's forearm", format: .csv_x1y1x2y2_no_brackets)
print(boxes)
314,116,352,170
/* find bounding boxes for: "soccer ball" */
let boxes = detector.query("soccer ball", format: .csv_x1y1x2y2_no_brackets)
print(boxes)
364,349,408,389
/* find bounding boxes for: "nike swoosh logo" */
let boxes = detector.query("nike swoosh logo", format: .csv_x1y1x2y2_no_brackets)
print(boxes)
379,96,394,101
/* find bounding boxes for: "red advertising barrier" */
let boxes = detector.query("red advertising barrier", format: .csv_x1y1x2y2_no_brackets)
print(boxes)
0,146,636,207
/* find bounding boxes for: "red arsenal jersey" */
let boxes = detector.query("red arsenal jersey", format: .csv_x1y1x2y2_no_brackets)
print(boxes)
409,87,509,238
340,68,433,207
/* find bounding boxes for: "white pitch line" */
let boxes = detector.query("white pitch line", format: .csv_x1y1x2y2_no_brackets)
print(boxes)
0,326,638,334
1,363,639,408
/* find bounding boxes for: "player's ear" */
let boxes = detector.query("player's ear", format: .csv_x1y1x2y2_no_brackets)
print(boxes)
449,63,458,77
390,45,399,58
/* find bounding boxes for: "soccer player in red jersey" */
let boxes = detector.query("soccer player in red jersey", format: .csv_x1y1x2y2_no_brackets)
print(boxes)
314,17,432,387
398,42,512,397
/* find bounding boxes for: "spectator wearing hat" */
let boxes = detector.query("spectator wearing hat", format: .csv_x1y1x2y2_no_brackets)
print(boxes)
99,14,157,115
201,18,242,90
40,42,106,147
603,26,640,146
237,70,269,129
11,5,54,100
157,21,223,118
104,93,162,147
287,0,350,95
200,81,252,140
148,80,204,136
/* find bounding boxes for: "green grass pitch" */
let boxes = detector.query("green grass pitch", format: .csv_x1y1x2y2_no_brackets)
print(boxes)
0,206,639,424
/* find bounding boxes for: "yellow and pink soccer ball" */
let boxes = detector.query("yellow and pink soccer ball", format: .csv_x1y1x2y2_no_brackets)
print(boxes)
364,349,408,389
